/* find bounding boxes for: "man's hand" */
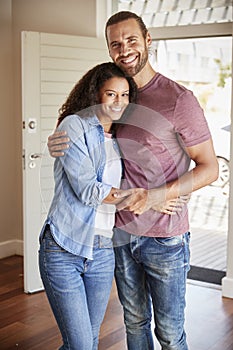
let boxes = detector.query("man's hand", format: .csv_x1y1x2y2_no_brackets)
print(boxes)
114,189,191,215
152,194,191,215
47,131,70,157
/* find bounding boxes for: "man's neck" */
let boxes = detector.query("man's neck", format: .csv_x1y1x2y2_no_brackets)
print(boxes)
133,63,156,89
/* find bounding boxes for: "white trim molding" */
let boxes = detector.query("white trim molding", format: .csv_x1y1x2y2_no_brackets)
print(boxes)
96,0,113,38
222,277,233,299
149,22,233,40
222,28,233,299
0,240,23,259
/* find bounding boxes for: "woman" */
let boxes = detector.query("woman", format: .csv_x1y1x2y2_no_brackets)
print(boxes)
39,62,138,350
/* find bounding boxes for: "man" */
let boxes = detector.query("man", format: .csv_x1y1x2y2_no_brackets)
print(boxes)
48,11,218,350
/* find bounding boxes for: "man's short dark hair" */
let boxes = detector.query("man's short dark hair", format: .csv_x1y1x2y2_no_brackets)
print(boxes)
105,11,148,42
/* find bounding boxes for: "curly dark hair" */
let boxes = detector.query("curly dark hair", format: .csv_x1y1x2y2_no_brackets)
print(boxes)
105,11,148,43
57,62,137,126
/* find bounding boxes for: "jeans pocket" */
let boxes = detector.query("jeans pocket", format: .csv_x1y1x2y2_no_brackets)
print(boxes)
185,231,191,244
154,234,183,247
43,227,65,252
99,236,113,248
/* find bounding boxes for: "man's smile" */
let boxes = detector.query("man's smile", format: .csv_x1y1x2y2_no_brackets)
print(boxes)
120,54,138,66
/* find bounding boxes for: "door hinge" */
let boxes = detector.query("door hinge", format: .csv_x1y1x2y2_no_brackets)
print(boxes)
22,149,25,170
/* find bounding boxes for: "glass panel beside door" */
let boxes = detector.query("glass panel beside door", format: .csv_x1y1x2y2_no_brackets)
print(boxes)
150,37,232,283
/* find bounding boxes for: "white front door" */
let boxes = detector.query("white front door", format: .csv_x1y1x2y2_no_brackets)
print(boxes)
22,31,108,293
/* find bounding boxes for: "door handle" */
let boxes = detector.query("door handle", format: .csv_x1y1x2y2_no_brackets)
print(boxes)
29,153,43,160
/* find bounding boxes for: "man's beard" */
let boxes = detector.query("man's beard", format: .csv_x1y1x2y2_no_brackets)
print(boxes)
116,48,148,78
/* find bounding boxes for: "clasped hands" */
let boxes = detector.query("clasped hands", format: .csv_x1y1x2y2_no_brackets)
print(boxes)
47,131,190,216
113,188,190,216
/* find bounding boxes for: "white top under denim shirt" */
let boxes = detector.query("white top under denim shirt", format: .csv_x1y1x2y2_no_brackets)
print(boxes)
39,114,122,260
95,132,122,238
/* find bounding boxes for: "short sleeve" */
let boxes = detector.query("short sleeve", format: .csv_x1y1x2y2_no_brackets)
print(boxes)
174,91,211,148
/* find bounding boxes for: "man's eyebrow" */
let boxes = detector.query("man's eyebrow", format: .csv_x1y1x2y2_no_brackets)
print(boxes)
110,35,139,46
109,40,119,46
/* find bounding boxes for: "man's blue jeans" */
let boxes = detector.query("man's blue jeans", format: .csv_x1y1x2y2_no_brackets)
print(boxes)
39,228,115,350
113,229,190,350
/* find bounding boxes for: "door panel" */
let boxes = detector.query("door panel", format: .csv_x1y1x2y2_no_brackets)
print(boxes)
22,31,108,293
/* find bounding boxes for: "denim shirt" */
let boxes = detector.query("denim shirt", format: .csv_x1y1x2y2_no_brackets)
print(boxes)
40,114,120,259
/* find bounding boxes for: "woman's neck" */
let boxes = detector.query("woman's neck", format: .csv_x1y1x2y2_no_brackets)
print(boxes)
98,115,112,133
103,123,112,133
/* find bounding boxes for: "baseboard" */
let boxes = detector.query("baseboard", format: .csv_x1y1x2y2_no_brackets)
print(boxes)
222,276,233,298
0,240,23,259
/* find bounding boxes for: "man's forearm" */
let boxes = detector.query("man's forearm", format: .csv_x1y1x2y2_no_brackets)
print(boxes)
116,161,218,215
160,162,219,202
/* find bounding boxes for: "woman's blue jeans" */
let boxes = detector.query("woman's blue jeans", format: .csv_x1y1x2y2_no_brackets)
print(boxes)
39,228,115,350
113,229,190,350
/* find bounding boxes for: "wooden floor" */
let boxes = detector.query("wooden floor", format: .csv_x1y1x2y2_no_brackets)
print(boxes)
1,256,233,350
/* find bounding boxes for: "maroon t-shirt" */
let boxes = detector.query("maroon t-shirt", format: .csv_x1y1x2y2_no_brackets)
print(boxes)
115,73,211,237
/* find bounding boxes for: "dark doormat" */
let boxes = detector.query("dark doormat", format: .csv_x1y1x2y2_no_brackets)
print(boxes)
188,265,226,285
